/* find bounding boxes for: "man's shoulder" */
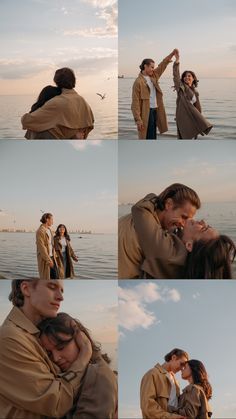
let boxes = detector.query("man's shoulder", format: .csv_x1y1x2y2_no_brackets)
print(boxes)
142,363,163,380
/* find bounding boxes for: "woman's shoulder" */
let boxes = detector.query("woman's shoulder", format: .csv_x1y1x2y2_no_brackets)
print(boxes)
183,383,204,396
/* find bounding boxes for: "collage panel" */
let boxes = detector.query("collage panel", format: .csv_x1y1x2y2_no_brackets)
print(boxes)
118,141,236,279
118,279,236,418
0,279,118,418
118,0,236,140
0,0,117,140
0,140,117,279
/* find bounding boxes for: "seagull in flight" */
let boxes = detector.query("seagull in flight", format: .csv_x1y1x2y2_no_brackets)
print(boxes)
96,93,106,100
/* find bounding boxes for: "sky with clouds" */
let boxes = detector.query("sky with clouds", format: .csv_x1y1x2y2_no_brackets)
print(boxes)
119,0,236,78
119,280,236,418
0,0,117,95
119,141,236,204
0,279,118,366
0,140,117,233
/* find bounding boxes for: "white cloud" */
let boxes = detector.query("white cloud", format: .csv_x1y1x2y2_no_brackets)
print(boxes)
65,1,117,38
69,140,102,150
0,59,52,80
119,282,181,331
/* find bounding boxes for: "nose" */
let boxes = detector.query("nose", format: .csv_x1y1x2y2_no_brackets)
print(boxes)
56,289,64,301
52,350,62,363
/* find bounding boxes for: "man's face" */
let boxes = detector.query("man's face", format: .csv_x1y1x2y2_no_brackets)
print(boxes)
47,216,53,227
182,219,219,245
144,62,155,76
171,355,188,373
24,280,64,320
40,332,79,371
162,199,196,231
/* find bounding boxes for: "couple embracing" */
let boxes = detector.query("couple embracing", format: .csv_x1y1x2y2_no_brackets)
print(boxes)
0,280,118,418
119,183,236,279
131,49,213,139
141,348,212,418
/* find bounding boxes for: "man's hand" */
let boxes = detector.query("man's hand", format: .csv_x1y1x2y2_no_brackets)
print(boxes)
49,260,54,268
137,121,144,131
174,48,180,62
75,130,86,139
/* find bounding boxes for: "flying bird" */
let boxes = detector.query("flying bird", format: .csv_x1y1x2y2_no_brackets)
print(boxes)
96,93,106,100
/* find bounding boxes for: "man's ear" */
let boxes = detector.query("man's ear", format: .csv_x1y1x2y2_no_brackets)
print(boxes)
185,241,193,252
20,281,31,298
165,198,173,211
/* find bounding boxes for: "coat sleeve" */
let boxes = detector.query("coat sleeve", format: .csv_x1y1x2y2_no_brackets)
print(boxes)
131,195,187,278
140,372,182,419
154,53,173,79
169,387,206,419
0,332,88,417
131,81,142,124
173,62,181,91
36,229,52,264
21,99,61,131
69,241,78,261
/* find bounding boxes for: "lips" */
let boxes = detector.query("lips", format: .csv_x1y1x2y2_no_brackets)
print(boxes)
51,303,60,310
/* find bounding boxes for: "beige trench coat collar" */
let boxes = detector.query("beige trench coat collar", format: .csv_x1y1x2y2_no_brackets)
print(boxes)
155,363,180,397
5,306,39,336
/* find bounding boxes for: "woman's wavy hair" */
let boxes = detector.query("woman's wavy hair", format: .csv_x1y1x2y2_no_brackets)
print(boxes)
184,235,236,279
30,85,61,112
153,183,201,212
181,70,199,88
38,312,111,364
9,280,38,307
139,58,154,71
55,224,70,241
188,360,212,400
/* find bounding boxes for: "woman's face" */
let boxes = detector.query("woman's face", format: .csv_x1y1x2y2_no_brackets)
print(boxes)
182,219,219,244
40,332,79,371
59,226,66,236
181,362,192,380
184,72,194,86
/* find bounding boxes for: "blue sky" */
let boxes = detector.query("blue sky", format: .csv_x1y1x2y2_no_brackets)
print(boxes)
119,0,236,77
0,140,117,233
119,280,236,418
0,0,117,94
0,279,118,364
119,141,236,203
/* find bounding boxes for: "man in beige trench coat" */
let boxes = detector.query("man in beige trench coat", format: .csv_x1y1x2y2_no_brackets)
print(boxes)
36,212,58,279
118,183,201,279
21,67,94,139
140,348,189,419
131,49,178,139
0,280,92,419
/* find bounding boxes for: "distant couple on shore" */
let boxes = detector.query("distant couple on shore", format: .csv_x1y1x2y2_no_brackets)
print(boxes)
36,213,78,279
119,183,236,279
131,49,213,139
141,348,212,418
21,67,94,139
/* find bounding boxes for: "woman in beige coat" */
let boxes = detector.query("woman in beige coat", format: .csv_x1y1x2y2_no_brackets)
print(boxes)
168,360,212,419
54,224,78,279
38,312,118,419
173,51,213,139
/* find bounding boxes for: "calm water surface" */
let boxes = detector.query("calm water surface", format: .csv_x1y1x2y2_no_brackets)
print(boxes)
0,233,117,279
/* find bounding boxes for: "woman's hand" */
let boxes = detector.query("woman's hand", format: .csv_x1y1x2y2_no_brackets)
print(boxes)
75,129,86,139
71,320,92,362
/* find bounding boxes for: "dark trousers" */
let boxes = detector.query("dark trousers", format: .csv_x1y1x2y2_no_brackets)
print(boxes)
50,257,59,279
146,108,157,140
